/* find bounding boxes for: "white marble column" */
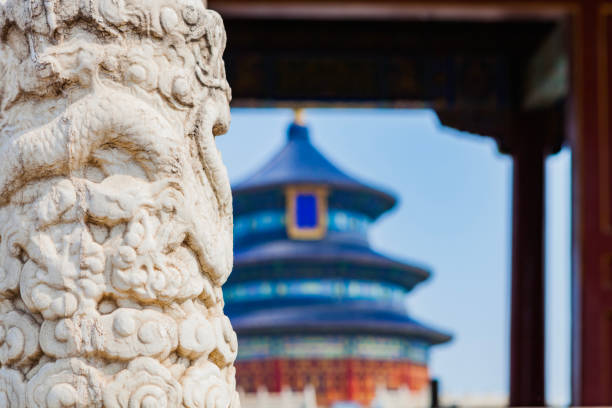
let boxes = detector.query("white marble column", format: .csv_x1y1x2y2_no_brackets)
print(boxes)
0,1,238,406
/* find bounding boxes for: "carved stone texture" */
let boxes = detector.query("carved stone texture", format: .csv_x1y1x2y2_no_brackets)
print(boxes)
0,0,238,406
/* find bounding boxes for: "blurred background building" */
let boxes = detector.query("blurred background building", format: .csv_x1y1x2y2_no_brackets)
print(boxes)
225,118,451,407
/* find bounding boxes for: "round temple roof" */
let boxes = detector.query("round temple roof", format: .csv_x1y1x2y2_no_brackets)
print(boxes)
230,238,431,289
230,301,452,345
233,123,397,219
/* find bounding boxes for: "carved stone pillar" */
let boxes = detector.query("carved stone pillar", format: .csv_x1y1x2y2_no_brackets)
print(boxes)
0,1,238,407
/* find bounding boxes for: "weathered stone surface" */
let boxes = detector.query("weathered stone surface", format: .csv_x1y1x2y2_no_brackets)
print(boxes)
0,0,238,406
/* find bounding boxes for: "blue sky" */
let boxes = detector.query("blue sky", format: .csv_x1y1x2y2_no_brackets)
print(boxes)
217,108,571,405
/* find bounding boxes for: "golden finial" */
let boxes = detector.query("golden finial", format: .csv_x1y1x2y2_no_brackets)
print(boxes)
294,108,306,126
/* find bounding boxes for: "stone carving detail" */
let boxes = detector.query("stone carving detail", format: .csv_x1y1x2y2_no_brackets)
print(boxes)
103,358,181,408
0,368,25,408
182,361,233,408
26,359,104,408
0,0,238,406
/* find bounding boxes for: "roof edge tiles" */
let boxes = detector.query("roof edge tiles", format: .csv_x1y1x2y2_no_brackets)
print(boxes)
230,302,452,345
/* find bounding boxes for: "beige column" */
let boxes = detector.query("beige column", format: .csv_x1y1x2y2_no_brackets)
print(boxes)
0,1,238,406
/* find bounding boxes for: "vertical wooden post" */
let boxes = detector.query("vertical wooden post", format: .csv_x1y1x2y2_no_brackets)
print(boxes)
510,134,546,407
430,378,440,408
571,2,612,405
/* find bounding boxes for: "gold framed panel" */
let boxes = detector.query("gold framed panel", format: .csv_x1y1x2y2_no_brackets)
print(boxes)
285,185,329,240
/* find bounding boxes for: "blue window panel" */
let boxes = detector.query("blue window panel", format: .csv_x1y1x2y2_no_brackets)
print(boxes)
296,194,317,228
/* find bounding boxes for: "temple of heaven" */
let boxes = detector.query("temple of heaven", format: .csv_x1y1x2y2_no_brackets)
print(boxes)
225,115,452,407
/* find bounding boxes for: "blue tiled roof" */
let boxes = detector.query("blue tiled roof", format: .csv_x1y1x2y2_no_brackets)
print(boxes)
233,123,396,218
231,238,430,290
229,301,452,345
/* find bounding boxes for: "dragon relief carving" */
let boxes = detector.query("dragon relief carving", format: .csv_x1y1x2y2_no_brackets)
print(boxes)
0,0,238,406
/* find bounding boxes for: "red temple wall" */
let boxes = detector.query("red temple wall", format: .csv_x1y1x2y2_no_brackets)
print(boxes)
236,359,429,407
